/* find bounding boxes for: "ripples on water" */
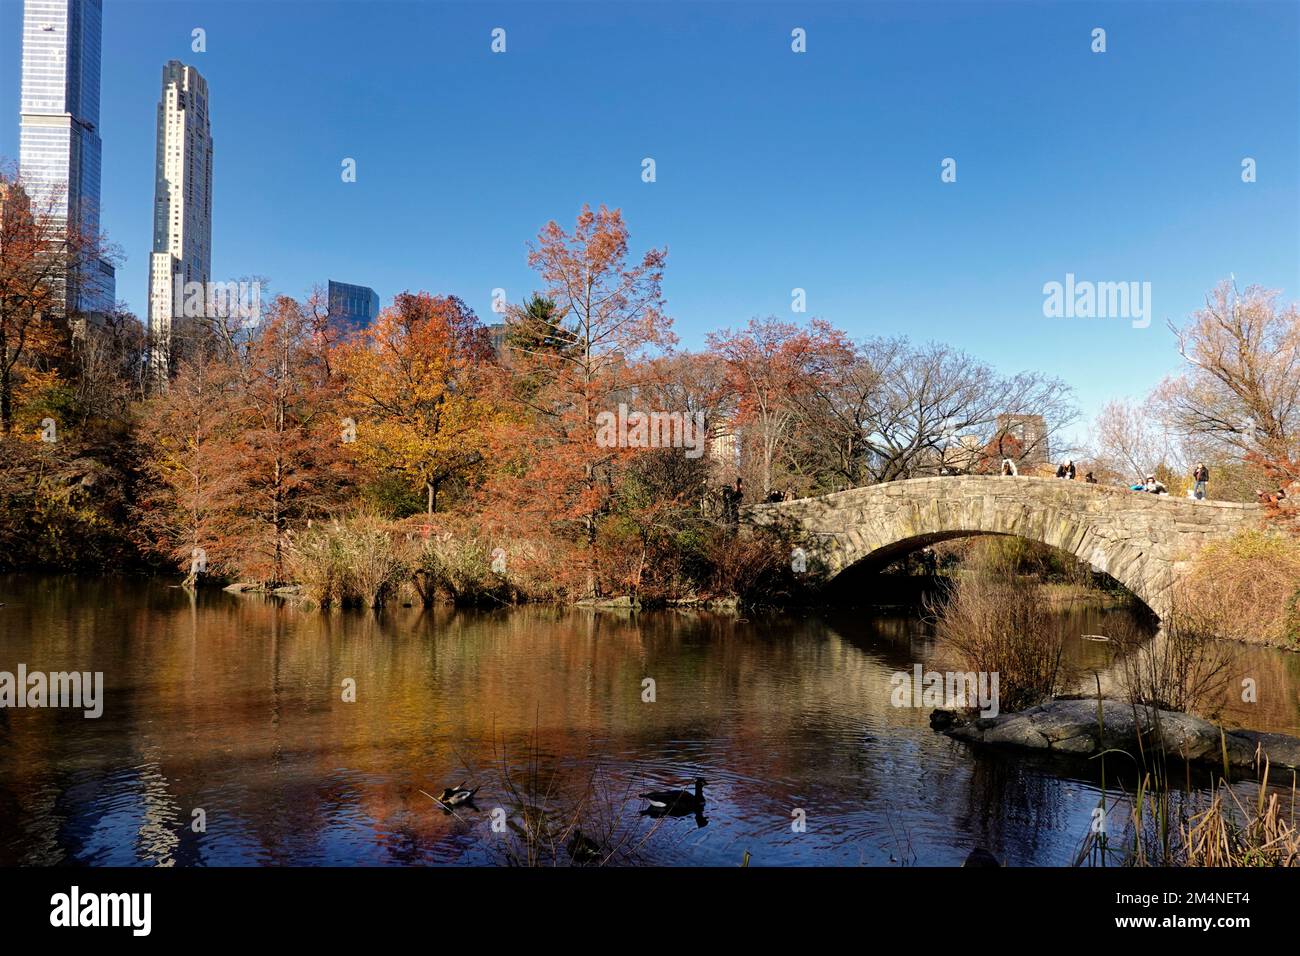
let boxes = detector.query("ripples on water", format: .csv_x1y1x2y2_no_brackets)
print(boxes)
0,575,1296,866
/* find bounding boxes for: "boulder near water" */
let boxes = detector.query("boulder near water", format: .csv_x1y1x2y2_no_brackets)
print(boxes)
933,698,1300,771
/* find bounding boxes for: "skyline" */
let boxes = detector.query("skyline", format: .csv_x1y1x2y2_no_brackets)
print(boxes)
1,0,1297,439
15,0,114,313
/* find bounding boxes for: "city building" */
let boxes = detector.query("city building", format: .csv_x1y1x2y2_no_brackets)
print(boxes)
995,413,1050,465
18,0,115,317
327,280,380,331
485,322,508,356
147,60,213,385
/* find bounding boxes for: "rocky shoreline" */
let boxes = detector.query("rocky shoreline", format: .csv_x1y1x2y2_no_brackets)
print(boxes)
932,697,1300,772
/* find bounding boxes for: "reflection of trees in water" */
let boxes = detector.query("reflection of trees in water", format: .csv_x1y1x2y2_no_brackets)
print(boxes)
1,575,1298,864
951,750,1076,866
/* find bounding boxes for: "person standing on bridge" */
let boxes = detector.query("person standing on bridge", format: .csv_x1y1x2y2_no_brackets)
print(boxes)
1192,462,1210,500
1000,459,1018,476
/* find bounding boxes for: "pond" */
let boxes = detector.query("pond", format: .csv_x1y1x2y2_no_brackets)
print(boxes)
0,575,1296,866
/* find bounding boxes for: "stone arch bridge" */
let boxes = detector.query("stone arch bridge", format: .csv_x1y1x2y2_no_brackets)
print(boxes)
743,476,1263,619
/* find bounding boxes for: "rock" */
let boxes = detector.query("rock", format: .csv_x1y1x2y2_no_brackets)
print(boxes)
1233,731,1300,771
940,697,1300,771
573,595,638,608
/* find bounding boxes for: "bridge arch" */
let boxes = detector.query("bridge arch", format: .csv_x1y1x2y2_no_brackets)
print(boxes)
743,475,1263,621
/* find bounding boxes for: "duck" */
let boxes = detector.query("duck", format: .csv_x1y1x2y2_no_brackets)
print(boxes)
640,777,707,815
436,782,481,807
566,829,603,864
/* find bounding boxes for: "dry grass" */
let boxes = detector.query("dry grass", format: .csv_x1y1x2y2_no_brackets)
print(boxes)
1108,608,1234,718
926,571,1071,713
1180,764,1299,866
1175,529,1300,648
286,514,407,608
403,519,565,605
1076,758,1299,867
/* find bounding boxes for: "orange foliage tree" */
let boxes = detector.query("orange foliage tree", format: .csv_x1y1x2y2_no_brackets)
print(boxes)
706,317,850,497
137,295,345,584
488,204,674,597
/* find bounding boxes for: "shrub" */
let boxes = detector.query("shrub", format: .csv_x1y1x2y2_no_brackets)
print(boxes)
404,516,566,605
413,532,509,605
1175,529,1300,647
1108,604,1233,718
287,515,407,608
702,525,808,604
927,572,1069,713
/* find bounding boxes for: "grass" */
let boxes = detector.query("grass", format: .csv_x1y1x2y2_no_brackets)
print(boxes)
286,514,407,609
1075,672,1298,867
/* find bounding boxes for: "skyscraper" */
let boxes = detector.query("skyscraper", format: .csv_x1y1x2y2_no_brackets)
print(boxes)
147,61,213,384
18,0,115,316
327,280,380,331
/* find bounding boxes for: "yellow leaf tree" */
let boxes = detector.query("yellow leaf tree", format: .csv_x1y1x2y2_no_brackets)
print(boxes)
338,292,501,514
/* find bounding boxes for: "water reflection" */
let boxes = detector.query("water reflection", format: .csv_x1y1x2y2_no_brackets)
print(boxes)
0,575,1295,866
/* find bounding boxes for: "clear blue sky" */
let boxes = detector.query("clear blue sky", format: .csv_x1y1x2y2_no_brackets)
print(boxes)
1,0,1296,436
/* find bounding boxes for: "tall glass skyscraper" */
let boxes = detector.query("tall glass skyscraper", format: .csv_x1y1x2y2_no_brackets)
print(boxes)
328,280,380,330
18,0,115,316
148,61,213,384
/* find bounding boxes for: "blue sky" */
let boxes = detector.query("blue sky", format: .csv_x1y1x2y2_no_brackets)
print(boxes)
1,0,1297,437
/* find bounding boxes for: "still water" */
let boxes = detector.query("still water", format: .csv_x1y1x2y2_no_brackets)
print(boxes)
1,575,1297,866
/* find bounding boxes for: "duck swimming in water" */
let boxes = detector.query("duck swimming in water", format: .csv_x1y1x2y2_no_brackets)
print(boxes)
640,777,707,815
436,782,481,807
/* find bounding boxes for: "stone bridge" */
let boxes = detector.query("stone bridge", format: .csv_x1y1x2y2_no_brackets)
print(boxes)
743,476,1264,619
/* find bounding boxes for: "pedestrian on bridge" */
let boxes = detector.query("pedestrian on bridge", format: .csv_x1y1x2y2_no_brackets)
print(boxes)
1192,462,1210,500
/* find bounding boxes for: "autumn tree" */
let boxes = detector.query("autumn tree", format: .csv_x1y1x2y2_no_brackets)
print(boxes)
135,351,241,583
1159,281,1300,505
707,317,850,497
487,204,674,597
0,174,85,434
138,295,345,584
337,292,500,515
231,295,346,582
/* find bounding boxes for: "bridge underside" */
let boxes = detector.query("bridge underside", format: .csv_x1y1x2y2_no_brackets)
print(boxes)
828,530,1147,611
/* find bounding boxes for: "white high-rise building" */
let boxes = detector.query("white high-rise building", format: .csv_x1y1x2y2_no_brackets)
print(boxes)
18,0,115,317
147,60,212,384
